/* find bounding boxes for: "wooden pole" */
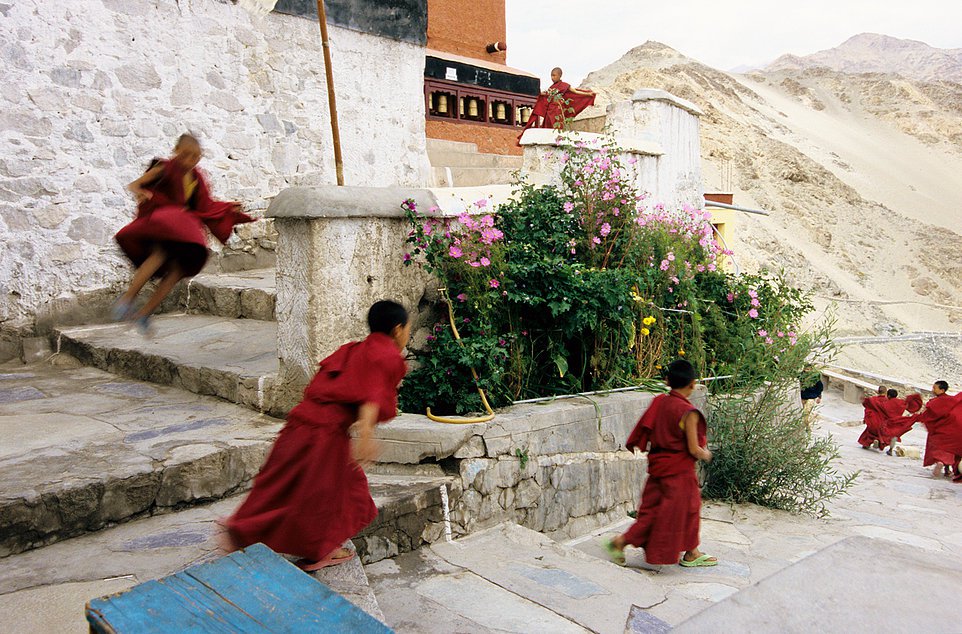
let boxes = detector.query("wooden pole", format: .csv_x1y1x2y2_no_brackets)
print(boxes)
315,0,344,186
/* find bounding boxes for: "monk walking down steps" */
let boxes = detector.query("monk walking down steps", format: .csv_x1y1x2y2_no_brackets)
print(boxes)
603,359,717,568
222,301,410,570
113,133,253,335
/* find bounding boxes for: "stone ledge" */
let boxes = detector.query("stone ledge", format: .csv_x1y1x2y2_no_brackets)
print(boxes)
518,128,664,155
629,88,704,116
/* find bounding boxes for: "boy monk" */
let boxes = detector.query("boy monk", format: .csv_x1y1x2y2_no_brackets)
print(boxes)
519,67,595,135
912,381,962,480
882,392,923,455
223,300,410,569
114,133,253,334
858,386,892,450
604,359,716,567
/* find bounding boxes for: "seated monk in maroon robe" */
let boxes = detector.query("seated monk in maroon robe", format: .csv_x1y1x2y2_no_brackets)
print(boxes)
858,386,894,450
604,359,717,567
223,301,411,570
519,67,596,139
881,393,923,455
911,381,962,480
114,133,253,334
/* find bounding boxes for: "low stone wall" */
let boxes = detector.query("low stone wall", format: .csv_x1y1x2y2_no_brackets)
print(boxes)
361,387,708,561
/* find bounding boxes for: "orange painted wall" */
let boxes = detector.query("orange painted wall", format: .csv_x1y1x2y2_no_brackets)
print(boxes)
426,120,523,155
427,0,507,65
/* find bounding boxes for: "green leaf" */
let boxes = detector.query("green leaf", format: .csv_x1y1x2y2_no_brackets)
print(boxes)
553,354,568,378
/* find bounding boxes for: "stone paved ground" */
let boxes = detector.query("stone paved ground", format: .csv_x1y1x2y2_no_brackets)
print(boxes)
1,388,960,632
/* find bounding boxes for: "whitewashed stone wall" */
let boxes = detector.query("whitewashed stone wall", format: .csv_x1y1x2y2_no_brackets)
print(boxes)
0,0,430,358
520,88,703,209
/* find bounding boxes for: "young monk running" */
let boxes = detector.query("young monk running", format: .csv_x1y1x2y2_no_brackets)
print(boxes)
858,386,892,450
223,300,410,569
114,133,253,334
882,393,924,455
604,359,716,568
912,381,962,480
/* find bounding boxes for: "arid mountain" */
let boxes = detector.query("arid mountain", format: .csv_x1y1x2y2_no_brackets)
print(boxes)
766,33,962,84
579,40,962,380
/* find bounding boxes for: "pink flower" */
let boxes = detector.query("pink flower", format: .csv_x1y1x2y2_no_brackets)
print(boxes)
480,256,491,267
475,198,488,208
599,223,611,237
748,289,758,299
765,336,774,344
777,331,785,338
403,253,411,262
480,215,495,227
726,293,735,302
659,260,670,271
570,248,576,254
707,263,716,271
469,261,481,268
789,337,797,345
563,201,575,213
489,279,500,288
758,329,768,337
456,293,467,302
751,298,760,308
592,236,602,245
748,308,759,319
667,253,675,261
449,245,463,258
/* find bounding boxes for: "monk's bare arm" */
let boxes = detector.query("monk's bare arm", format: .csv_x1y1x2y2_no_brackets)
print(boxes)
351,402,380,466
683,411,712,462
127,164,164,203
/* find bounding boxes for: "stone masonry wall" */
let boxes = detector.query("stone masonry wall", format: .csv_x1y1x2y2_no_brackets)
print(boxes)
0,0,430,360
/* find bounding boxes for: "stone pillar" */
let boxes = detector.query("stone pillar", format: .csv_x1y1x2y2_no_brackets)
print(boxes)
605,88,704,208
266,186,440,406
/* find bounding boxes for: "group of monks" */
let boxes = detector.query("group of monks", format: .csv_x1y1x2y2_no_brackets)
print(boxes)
859,381,962,481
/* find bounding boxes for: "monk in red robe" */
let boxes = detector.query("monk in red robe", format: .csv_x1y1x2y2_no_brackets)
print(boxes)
519,67,596,137
604,359,717,567
223,301,411,569
858,386,894,450
881,393,923,455
114,134,253,334
911,381,962,480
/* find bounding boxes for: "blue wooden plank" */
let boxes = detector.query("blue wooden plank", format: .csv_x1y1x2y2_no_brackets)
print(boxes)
87,579,248,633
86,544,392,634
184,544,392,634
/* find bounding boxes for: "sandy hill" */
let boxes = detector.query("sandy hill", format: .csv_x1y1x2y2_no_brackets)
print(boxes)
767,33,962,84
579,40,962,383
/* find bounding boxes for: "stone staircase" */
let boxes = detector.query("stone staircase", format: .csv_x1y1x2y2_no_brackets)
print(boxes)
427,138,522,187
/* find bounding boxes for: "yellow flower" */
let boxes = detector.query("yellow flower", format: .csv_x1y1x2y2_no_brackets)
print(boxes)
641,327,650,336
642,316,656,326
678,349,686,356
655,364,662,370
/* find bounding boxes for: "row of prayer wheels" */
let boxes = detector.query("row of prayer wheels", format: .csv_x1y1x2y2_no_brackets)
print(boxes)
430,92,533,125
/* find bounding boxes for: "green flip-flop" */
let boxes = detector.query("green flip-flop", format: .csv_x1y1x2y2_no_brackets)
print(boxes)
602,538,627,566
679,554,718,568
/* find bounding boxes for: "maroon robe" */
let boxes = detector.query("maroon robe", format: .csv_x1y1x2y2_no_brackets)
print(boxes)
519,81,596,138
913,393,962,469
858,395,894,448
115,159,253,277
226,332,407,561
623,390,706,565
880,393,924,444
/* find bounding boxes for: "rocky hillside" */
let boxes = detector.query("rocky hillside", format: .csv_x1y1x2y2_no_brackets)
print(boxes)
579,39,962,379
767,33,962,84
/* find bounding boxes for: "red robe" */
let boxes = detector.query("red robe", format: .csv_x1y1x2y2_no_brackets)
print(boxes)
226,333,407,561
858,395,899,448
115,159,254,277
913,393,962,468
880,393,924,443
623,390,706,565
519,81,596,137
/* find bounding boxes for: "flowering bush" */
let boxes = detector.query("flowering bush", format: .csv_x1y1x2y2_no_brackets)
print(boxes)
399,138,810,415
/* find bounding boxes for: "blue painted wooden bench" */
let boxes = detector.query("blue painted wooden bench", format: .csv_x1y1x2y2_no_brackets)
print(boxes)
85,543,392,633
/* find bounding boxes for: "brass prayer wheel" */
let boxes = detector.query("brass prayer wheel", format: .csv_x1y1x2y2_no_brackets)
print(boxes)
437,93,448,114
459,97,465,116
468,98,478,118
495,102,506,122
520,107,531,124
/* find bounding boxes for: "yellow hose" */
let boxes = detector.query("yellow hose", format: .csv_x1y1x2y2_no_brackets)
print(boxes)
425,289,496,424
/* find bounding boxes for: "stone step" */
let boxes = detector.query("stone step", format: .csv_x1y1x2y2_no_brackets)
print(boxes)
0,360,283,557
53,314,280,415
161,268,276,321
431,166,519,187
366,522,671,633
427,148,524,169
